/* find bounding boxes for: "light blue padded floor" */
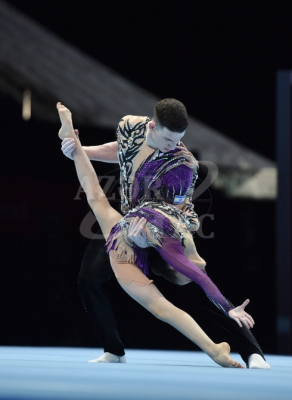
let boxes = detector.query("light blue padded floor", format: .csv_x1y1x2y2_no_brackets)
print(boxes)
0,347,291,400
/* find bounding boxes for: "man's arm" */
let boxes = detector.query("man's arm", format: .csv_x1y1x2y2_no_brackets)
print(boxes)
61,134,119,163
83,142,119,163
62,115,143,162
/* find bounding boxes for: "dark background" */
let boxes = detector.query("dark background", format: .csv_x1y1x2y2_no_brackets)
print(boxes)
0,0,287,354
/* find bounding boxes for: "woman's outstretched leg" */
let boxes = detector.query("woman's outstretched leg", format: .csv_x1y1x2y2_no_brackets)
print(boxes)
118,277,243,368
56,102,121,238
109,254,243,368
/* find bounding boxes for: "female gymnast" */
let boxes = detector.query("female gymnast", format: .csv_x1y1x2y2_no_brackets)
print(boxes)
56,102,254,368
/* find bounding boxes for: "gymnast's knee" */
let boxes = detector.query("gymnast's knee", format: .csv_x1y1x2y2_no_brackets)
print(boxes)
147,301,174,322
149,306,168,322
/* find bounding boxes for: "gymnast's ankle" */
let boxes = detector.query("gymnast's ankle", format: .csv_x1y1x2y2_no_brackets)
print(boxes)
88,352,127,363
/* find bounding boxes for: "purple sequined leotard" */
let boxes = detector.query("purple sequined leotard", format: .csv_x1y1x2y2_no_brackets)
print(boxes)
106,115,233,316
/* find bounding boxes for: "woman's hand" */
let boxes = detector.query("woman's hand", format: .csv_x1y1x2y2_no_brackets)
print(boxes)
228,299,255,329
127,217,148,248
174,142,198,170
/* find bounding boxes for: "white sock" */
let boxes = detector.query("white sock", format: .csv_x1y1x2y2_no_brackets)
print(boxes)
248,354,271,369
88,352,127,363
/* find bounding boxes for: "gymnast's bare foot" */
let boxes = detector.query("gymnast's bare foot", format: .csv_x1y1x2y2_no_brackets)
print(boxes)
211,342,244,368
56,102,74,140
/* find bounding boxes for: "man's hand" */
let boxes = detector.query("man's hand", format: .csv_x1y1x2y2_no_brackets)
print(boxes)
174,142,198,170
61,129,79,160
127,217,148,248
228,299,255,329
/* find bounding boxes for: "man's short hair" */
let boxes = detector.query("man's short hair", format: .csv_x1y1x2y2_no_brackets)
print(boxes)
153,98,188,133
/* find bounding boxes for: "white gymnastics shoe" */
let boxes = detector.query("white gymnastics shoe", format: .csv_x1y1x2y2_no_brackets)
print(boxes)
89,352,126,363
248,354,271,369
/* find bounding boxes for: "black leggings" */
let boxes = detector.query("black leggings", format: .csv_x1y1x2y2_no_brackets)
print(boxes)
78,236,125,356
78,233,264,363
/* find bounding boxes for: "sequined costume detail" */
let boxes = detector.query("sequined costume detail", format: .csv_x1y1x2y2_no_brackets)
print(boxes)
117,116,152,214
132,150,193,207
116,115,199,231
